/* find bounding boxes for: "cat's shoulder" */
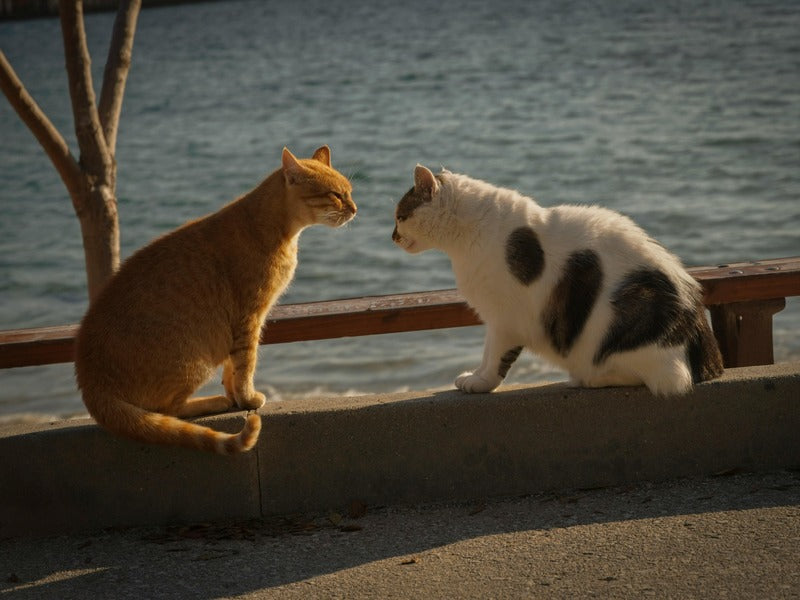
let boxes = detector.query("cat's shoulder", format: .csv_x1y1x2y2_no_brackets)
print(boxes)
546,203,645,236
549,202,634,222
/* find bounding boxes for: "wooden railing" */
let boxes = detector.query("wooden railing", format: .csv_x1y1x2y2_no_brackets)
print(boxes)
1,257,798,371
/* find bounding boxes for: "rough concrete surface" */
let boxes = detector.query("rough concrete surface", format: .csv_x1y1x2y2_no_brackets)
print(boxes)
1,363,798,538
1,470,798,599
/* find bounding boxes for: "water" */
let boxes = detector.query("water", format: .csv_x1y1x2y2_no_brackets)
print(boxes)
1,0,799,420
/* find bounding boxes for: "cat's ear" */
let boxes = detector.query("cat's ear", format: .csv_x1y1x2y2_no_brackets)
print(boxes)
282,147,306,185
414,165,439,198
311,145,332,167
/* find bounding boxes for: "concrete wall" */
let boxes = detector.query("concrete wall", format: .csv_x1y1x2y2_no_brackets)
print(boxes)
1,362,798,537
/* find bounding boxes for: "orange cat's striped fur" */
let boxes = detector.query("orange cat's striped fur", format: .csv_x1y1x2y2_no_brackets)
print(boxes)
75,146,355,454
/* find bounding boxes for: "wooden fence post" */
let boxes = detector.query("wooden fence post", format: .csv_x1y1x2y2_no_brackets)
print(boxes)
708,298,786,368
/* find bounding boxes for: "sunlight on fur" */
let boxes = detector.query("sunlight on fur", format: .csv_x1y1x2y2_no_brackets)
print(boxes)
393,165,722,396
75,146,355,454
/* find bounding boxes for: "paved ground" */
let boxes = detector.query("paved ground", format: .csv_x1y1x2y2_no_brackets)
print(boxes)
2,469,798,599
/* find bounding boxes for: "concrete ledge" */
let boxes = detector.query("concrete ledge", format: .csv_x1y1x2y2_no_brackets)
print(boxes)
1,362,798,538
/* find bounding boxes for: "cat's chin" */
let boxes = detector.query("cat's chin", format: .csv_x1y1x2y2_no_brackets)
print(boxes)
396,239,419,253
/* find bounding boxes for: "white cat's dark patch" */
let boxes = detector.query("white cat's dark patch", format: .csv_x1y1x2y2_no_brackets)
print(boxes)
505,227,545,285
685,302,725,382
542,249,602,356
393,167,724,396
395,186,427,222
498,346,523,378
594,268,691,365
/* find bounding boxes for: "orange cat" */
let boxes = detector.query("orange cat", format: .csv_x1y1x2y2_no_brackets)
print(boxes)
75,146,355,454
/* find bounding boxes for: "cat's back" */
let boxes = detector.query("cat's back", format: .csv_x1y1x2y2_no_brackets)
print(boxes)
538,204,690,284
542,204,648,254
75,214,232,369
90,215,221,315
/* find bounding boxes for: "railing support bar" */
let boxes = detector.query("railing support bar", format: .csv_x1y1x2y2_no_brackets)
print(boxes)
709,298,786,368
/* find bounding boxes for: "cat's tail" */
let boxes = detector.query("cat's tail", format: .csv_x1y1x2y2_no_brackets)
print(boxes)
86,396,261,455
687,307,725,383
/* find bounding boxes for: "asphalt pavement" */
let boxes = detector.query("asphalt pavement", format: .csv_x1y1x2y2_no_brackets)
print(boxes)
2,469,799,599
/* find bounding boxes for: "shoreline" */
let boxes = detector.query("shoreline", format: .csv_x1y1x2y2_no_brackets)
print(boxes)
0,0,216,21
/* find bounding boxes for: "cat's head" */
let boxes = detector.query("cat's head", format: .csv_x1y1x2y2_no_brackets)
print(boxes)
282,146,356,228
392,165,443,254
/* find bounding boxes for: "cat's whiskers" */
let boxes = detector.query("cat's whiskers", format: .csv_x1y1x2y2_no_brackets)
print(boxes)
322,209,355,227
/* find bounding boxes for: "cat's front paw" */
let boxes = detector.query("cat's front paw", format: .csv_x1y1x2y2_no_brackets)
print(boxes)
236,390,266,410
455,372,499,393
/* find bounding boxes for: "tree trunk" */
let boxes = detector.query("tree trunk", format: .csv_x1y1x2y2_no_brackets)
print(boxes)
74,179,121,299
0,0,140,302
60,0,120,300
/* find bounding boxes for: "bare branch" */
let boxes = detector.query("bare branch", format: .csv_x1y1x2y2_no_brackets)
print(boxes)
59,0,111,177
98,0,141,156
0,50,83,198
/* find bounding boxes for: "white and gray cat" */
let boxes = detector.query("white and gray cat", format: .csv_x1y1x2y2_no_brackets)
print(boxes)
392,165,723,396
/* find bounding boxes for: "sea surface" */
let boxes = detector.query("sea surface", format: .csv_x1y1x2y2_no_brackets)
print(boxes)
1,0,799,420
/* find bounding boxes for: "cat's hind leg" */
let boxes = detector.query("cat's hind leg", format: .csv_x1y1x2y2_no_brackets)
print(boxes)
637,346,693,396
161,378,233,418
177,395,234,418
455,328,522,393
600,346,693,396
